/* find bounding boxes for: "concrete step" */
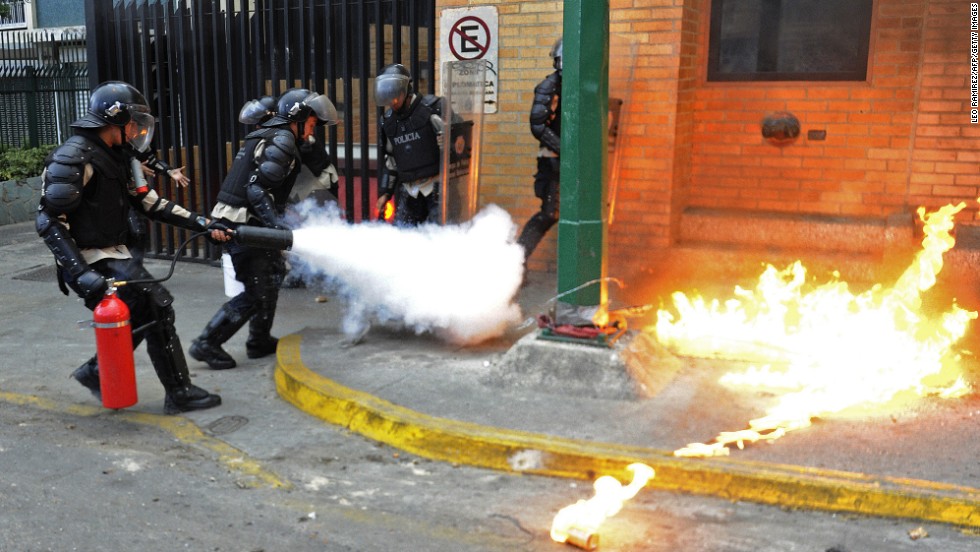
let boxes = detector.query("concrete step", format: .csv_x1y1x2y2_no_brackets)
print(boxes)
663,242,903,287
665,207,918,288
678,207,913,257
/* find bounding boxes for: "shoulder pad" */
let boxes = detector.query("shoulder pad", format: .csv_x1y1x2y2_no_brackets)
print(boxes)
41,165,84,214
421,94,441,108
255,131,298,184
421,95,443,116
42,136,91,214
245,127,275,140
49,135,96,166
535,72,561,95
268,130,300,157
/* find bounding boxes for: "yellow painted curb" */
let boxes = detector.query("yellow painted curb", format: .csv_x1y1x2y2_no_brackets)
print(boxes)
0,390,290,490
275,332,980,527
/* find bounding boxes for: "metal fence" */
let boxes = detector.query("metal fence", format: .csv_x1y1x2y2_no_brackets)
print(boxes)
86,0,435,261
0,28,89,149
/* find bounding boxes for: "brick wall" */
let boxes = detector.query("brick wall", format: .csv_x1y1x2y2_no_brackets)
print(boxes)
912,0,980,217
437,0,979,279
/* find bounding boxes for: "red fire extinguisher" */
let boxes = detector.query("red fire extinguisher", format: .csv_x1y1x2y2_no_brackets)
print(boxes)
93,286,138,409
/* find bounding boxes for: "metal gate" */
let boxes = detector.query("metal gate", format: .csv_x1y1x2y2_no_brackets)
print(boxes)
85,0,435,260
0,29,89,149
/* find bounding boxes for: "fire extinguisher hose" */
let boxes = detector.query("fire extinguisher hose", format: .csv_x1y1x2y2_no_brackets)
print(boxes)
112,230,209,289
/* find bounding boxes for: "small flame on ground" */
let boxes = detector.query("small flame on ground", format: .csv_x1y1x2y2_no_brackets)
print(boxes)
551,463,654,549
652,203,977,458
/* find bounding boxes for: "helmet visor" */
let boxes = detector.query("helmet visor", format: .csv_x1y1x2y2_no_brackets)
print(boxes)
127,110,156,152
304,93,339,125
239,99,273,125
374,74,409,107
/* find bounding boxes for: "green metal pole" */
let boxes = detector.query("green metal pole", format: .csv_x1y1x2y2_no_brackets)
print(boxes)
556,0,609,322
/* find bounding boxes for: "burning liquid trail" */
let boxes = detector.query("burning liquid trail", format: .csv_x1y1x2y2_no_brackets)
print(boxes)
654,203,977,457
288,204,525,346
551,463,655,550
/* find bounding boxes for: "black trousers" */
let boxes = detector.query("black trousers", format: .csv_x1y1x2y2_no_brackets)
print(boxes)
393,183,441,226
517,157,560,259
63,257,190,391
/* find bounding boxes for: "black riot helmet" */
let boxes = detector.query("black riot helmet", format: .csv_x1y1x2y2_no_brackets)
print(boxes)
239,95,277,125
71,80,156,151
263,88,339,127
550,37,563,73
374,63,413,110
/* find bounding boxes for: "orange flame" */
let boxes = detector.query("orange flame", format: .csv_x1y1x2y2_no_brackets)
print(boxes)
551,463,654,548
652,203,976,458
382,199,395,222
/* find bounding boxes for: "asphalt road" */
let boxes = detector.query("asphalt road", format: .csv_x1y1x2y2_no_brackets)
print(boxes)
3,398,978,552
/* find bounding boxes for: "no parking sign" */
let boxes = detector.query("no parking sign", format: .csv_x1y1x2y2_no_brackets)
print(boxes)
440,6,498,113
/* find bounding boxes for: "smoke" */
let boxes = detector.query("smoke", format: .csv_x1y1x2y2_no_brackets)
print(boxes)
286,201,525,346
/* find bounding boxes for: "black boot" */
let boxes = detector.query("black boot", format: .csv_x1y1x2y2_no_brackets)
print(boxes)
189,305,247,369
145,312,222,415
164,384,222,415
246,309,279,359
71,356,101,400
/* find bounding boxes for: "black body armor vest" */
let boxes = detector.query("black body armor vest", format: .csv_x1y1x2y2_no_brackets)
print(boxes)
382,95,442,182
216,127,300,213
56,134,132,249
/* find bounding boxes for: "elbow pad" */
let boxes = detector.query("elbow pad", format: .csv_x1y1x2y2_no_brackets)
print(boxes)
246,180,284,229
36,209,89,278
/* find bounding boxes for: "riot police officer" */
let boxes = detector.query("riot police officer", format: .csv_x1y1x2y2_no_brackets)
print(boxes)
36,80,228,414
517,38,563,260
189,88,338,370
237,94,339,289
374,63,446,226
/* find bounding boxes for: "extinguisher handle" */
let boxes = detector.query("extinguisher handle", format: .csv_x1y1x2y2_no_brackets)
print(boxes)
76,269,109,302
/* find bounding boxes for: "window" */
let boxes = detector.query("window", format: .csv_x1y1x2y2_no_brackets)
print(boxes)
707,0,874,82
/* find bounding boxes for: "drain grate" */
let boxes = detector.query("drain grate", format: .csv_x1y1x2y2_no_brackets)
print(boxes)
205,415,249,435
12,265,55,282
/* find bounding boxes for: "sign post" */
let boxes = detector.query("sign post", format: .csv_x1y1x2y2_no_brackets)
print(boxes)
439,6,498,114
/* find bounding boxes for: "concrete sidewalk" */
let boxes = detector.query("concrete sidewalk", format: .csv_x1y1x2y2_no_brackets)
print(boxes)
1,219,978,529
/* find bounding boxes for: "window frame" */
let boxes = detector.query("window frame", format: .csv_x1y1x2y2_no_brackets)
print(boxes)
706,0,874,83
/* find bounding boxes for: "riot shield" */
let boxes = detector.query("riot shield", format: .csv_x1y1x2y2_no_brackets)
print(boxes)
606,33,639,226
440,60,487,225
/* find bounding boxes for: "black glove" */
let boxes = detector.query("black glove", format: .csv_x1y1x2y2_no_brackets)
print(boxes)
75,269,108,303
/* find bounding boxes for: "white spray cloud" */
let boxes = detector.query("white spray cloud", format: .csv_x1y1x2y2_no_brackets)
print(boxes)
287,202,525,345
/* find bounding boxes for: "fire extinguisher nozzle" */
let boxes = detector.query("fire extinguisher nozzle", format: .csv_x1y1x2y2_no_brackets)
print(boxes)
232,226,294,250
